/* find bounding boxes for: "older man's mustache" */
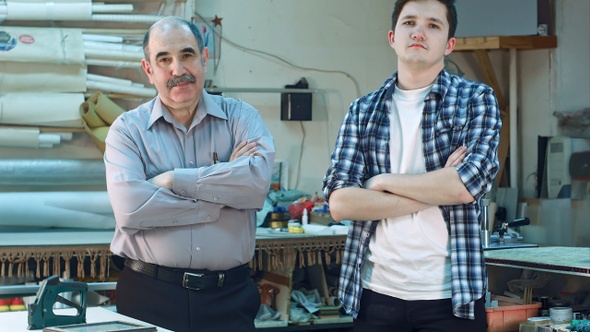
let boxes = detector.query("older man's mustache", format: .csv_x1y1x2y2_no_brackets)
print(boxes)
167,74,196,88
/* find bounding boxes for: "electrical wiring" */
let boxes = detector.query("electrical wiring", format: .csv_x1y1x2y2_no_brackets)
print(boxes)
193,10,361,98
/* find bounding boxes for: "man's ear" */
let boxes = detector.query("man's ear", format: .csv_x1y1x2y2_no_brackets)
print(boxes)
202,47,209,65
141,58,154,84
141,58,151,75
388,30,395,47
444,37,456,56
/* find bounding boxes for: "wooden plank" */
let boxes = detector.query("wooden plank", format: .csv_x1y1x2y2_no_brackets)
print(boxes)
496,110,511,187
474,50,507,110
470,50,509,187
454,35,557,51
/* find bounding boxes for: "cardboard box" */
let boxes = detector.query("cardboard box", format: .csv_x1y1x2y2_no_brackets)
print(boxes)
486,302,541,332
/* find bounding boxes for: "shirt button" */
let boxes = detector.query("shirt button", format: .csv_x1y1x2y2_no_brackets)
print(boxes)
189,161,194,166
172,220,177,224
196,247,201,251
213,196,218,201
181,190,186,195
207,216,211,220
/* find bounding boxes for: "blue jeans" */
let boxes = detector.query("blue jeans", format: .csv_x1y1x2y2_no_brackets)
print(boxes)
354,289,488,332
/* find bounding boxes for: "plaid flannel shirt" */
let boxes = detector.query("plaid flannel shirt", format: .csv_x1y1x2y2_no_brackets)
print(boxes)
323,70,501,320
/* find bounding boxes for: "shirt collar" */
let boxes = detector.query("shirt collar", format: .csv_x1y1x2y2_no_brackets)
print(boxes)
384,69,450,101
147,90,228,129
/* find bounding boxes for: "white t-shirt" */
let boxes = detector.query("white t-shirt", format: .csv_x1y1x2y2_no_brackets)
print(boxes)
361,84,452,300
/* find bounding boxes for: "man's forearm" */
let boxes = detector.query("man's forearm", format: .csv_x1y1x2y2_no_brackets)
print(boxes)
328,187,430,221
368,167,473,205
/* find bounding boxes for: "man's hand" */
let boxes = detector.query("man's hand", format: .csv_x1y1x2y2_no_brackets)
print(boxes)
230,141,258,161
148,170,174,190
445,146,467,167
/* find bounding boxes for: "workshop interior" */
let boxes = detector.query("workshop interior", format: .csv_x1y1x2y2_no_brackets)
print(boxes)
0,0,589,331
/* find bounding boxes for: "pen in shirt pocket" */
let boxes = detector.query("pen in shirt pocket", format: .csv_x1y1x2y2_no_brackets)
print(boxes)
212,152,218,165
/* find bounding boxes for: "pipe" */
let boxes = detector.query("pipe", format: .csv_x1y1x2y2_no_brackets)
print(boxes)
91,14,163,24
86,80,156,97
83,34,123,43
91,4,133,13
85,59,141,69
0,159,106,186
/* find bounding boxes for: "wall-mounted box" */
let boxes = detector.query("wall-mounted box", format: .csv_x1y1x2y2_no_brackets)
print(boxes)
454,0,539,37
281,78,312,121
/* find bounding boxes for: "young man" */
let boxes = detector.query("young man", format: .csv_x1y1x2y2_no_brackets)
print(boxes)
323,0,501,331
104,17,274,332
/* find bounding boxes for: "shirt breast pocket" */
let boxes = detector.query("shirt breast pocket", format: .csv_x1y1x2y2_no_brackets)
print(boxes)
435,113,468,150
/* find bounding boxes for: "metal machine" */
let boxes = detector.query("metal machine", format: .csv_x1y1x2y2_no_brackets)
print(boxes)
27,275,88,330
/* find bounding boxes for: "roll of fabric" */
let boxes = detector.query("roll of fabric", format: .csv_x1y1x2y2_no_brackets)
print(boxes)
80,91,126,151
0,93,85,127
0,26,85,65
0,62,87,93
0,159,106,186
0,191,115,229
5,0,92,21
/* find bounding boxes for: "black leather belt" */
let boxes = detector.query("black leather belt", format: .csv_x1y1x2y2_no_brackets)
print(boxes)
124,259,251,291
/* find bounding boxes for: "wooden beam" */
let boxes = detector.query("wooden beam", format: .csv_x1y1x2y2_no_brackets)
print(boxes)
474,50,507,111
471,50,510,187
454,35,557,51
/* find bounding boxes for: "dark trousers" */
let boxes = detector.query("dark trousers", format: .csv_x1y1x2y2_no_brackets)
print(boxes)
354,289,488,332
116,266,260,332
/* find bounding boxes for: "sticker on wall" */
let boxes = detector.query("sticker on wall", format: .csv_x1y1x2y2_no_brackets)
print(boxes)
0,31,17,52
194,15,222,60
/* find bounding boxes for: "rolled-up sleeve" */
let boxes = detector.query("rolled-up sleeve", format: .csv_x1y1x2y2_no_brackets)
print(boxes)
323,101,366,200
456,88,502,200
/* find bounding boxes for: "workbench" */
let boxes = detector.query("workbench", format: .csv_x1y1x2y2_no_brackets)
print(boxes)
0,229,348,282
0,306,172,332
484,246,590,278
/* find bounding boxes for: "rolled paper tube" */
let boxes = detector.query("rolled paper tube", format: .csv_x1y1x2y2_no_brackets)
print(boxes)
85,59,141,68
0,26,85,65
6,1,92,21
84,41,143,53
87,80,157,98
83,34,123,43
0,126,39,148
0,62,86,93
91,14,163,24
87,73,134,86
55,132,74,140
1,93,85,127
90,92,126,124
83,125,109,152
80,100,108,127
91,4,134,13
38,133,61,145
84,48,143,62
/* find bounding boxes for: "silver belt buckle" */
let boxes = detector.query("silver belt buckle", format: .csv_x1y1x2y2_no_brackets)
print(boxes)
217,272,225,287
183,272,204,290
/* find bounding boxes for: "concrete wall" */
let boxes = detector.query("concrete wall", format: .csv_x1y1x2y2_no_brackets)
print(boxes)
194,0,590,199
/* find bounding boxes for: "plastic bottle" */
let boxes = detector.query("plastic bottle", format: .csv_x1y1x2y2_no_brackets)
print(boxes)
301,208,309,226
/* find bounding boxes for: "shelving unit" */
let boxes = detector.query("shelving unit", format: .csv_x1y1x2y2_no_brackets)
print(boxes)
453,35,558,187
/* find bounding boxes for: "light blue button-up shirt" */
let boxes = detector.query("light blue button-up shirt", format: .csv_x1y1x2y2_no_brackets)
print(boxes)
105,90,275,270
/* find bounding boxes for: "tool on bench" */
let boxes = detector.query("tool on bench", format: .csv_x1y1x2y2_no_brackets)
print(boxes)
28,275,88,330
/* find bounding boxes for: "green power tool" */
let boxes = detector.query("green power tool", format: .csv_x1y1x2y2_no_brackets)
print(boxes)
27,275,88,330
